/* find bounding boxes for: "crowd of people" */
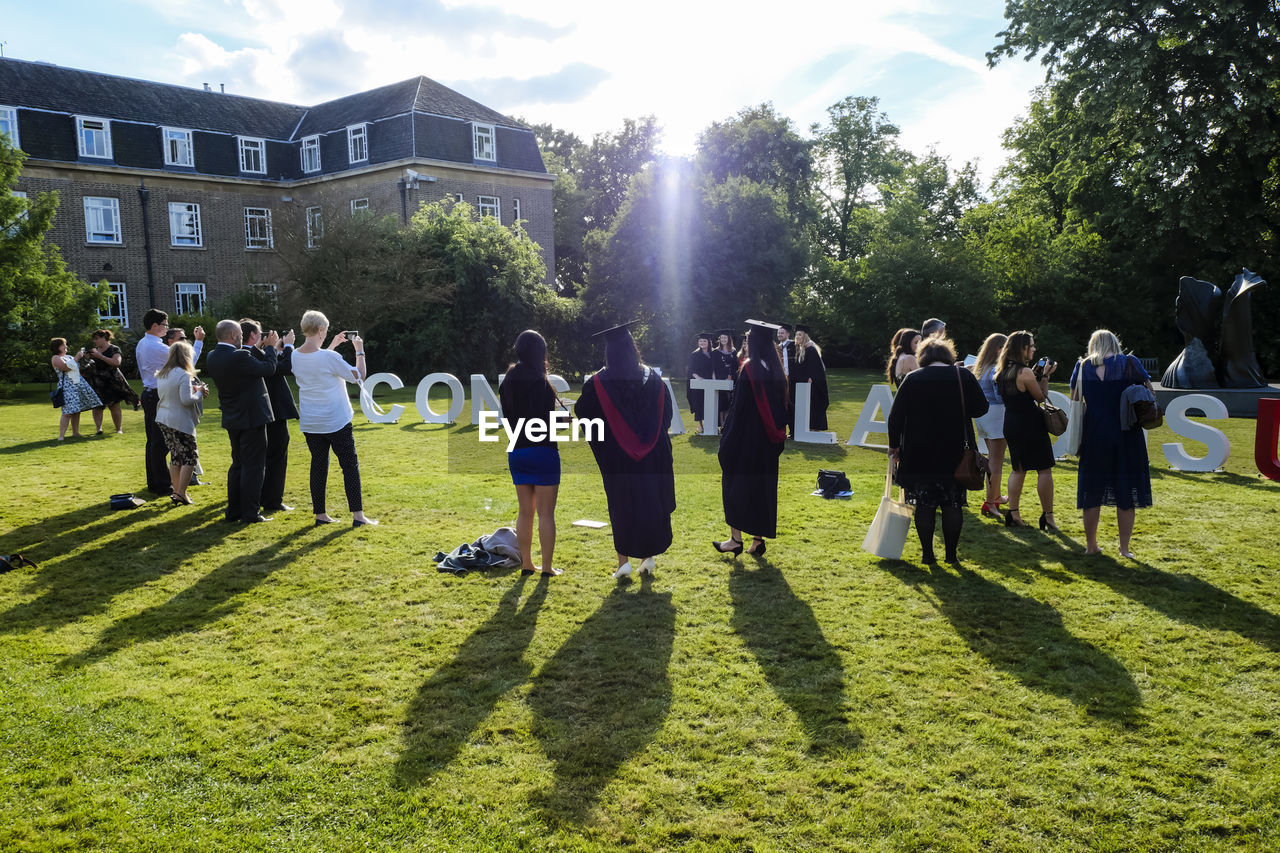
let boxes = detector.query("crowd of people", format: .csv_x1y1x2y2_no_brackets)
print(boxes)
47,307,1153,572
887,318,1154,564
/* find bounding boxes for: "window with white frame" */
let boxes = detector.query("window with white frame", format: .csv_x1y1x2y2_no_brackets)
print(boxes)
347,124,368,163
168,202,203,247
512,198,522,223
350,198,369,214
244,207,273,249
250,282,278,310
0,107,18,148
162,127,194,167
7,190,28,235
477,195,500,219
76,116,112,159
238,137,266,174
300,136,321,173
99,282,128,325
473,123,495,161
174,282,206,315
452,193,464,203
84,196,122,244
306,206,323,248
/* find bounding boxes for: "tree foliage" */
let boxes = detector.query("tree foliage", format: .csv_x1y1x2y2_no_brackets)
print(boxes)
0,140,105,381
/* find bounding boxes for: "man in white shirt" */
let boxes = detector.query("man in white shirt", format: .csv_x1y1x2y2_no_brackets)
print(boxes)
138,309,204,495
777,323,794,378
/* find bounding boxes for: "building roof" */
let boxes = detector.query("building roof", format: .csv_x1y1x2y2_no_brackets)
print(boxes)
0,58,306,139
0,58,529,141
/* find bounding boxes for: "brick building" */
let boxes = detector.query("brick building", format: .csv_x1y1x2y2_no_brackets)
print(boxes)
0,58,555,327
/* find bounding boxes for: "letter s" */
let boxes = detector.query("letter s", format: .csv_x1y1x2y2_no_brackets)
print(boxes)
1162,394,1230,472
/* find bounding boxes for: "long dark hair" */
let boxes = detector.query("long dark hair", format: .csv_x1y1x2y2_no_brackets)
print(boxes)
605,334,643,379
746,326,786,390
511,329,549,376
886,328,920,386
997,330,1034,397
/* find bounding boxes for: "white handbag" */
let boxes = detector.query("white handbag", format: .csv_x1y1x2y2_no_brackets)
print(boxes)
1062,359,1086,456
862,458,914,560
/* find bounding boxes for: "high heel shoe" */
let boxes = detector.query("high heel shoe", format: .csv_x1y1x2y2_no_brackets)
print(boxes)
712,537,743,556
746,538,766,556
1004,510,1026,528
1039,512,1058,532
980,501,1003,520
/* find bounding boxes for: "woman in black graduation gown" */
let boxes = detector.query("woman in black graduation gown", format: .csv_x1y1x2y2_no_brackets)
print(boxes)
711,329,739,429
686,332,714,433
575,322,676,579
788,324,830,431
713,320,789,557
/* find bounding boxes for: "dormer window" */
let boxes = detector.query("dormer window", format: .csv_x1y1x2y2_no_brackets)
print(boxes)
473,123,495,161
347,124,368,163
238,137,266,174
162,127,194,167
76,116,113,159
301,135,321,173
0,107,18,149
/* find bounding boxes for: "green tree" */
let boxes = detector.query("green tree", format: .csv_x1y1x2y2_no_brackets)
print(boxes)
696,103,814,222
0,140,105,381
579,116,663,231
810,96,907,262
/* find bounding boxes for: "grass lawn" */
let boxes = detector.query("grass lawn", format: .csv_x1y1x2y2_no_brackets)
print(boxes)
1,369,1277,851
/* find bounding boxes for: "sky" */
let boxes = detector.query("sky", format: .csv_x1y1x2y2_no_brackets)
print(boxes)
6,0,1048,185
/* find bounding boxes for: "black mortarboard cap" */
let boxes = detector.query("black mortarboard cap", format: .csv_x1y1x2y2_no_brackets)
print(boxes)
696,331,713,341
716,328,735,340
793,323,811,334
592,319,641,342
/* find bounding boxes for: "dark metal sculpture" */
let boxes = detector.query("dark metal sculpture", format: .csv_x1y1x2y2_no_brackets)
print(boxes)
1161,269,1268,389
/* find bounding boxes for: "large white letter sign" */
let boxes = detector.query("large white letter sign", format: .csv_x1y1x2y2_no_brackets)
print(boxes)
793,382,837,444
1162,394,1230,472
847,384,895,449
360,372,405,424
470,374,501,426
661,378,686,435
689,378,733,436
415,373,465,424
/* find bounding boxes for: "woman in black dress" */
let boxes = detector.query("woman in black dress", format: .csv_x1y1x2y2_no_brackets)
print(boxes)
789,324,829,431
575,322,676,579
998,330,1059,529
887,336,988,564
82,329,140,434
886,328,921,388
713,321,789,557
686,332,714,433
711,329,739,429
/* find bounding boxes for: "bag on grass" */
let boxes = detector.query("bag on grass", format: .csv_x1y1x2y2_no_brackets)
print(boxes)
862,459,914,560
816,469,851,497
109,493,146,510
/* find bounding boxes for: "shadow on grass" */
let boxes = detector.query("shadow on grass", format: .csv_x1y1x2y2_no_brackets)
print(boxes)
394,575,548,786
0,505,226,633
529,576,674,823
729,559,862,754
1150,466,1277,492
58,526,346,668
0,438,75,455
0,500,178,568
1062,554,1280,652
884,561,1143,722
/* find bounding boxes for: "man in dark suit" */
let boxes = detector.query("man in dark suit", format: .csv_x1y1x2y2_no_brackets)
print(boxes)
240,318,299,513
205,319,278,523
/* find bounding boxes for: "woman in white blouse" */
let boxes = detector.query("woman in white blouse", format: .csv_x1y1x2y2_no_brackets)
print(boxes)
291,310,377,528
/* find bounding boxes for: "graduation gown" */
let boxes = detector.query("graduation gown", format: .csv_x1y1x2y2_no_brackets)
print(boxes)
575,366,676,558
686,348,713,420
789,345,829,431
718,361,788,538
711,347,739,416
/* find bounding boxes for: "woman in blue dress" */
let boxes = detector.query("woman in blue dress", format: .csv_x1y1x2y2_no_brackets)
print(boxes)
1070,330,1153,558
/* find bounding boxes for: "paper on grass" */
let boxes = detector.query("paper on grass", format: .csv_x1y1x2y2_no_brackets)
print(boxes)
810,489,854,499
573,519,609,528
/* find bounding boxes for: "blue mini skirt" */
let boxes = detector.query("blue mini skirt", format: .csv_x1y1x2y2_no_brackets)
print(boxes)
508,445,561,486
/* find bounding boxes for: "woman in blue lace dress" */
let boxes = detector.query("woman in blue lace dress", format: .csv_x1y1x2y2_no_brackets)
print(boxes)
1070,330,1153,558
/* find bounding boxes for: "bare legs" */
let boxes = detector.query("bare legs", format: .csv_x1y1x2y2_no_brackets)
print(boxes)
984,438,1008,514
57,412,82,440
1084,506,1136,557
516,483,559,574
1007,466,1054,526
169,462,194,503
90,404,122,434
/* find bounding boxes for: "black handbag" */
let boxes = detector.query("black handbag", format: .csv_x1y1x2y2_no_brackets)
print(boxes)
50,376,65,408
816,469,851,497
109,493,146,510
